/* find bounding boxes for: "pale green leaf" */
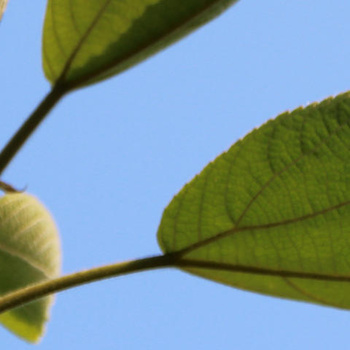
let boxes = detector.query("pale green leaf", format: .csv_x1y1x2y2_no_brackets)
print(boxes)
0,193,61,343
42,0,239,89
158,93,350,309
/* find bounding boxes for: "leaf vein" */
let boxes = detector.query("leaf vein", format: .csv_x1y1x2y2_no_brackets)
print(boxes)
177,199,350,256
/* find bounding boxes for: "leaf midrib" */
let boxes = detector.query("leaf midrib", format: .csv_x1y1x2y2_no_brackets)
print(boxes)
56,0,113,84
177,257,350,283
53,0,238,88
0,241,52,279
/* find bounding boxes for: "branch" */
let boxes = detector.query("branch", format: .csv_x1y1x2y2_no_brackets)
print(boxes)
2,253,349,314
0,84,67,175
0,254,177,314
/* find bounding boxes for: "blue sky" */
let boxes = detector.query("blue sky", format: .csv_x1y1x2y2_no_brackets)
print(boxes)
1,0,350,349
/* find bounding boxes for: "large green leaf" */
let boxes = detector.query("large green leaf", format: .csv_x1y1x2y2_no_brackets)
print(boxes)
158,93,350,309
0,0,8,21
0,193,61,343
42,0,239,90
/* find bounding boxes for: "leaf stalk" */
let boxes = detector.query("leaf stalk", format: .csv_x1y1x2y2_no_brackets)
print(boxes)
0,253,177,314
0,84,67,176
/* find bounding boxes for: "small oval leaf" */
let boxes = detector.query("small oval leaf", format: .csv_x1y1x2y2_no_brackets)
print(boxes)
158,93,350,309
42,0,239,90
0,193,61,343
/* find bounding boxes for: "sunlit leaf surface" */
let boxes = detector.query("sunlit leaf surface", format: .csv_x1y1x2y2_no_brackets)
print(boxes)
42,0,238,89
158,93,350,309
0,193,61,343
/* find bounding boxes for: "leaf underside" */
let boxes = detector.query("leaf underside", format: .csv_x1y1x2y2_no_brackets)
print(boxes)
158,93,350,309
0,193,61,343
42,0,239,89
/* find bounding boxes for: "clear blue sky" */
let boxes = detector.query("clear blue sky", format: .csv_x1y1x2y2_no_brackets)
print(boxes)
1,0,350,349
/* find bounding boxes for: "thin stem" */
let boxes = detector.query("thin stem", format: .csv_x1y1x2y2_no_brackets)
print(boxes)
2,252,349,314
0,84,67,176
0,253,177,314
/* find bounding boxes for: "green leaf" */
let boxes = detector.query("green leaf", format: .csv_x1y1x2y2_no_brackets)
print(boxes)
0,193,61,343
0,0,8,21
42,0,239,90
158,93,350,309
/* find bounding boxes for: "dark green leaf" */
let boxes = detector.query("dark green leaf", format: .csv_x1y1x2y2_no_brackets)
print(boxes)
42,0,239,89
158,93,350,309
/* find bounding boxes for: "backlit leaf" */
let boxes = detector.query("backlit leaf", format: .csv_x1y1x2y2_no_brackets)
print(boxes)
158,93,350,309
0,193,61,343
42,0,239,90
